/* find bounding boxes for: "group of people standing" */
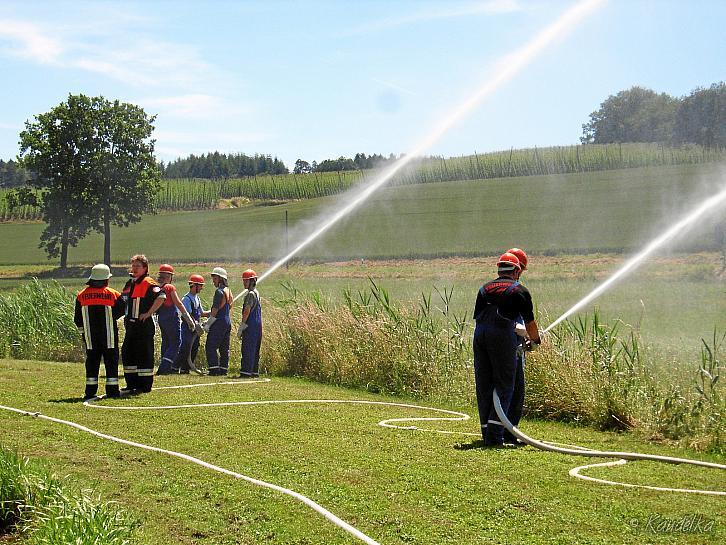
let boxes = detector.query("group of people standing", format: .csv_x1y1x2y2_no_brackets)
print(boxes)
74,254,263,400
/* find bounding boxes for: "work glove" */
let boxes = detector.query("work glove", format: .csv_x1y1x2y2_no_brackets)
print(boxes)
514,322,528,338
194,322,205,336
237,321,248,340
181,312,195,331
202,316,216,333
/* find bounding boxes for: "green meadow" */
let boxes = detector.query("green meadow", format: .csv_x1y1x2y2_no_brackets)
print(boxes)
1,163,724,266
1,362,724,544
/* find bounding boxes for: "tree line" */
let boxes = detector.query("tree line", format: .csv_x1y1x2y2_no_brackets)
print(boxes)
582,82,725,147
0,159,29,188
161,152,288,179
293,153,397,174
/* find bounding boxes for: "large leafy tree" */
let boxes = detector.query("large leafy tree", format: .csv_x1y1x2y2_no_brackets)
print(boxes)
673,82,725,148
18,94,160,267
581,86,678,144
18,95,99,268
90,98,160,264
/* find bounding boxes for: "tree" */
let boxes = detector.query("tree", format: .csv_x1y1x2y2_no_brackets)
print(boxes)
19,94,160,267
293,159,312,174
18,95,100,268
90,98,160,264
581,86,678,144
673,82,726,148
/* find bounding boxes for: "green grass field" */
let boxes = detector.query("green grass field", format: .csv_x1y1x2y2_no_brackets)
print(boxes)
1,360,723,544
2,163,724,266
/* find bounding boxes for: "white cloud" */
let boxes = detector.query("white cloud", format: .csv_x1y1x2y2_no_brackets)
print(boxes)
0,17,212,89
0,19,64,63
140,94,251,120
339,0,522,36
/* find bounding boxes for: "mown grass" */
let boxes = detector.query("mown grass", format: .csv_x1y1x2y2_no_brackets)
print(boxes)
1,162,724,265
0,360,724,544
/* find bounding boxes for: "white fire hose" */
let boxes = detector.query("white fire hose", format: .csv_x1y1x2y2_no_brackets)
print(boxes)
2,379,724,545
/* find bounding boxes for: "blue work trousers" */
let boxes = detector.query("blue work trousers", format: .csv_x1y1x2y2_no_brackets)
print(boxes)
206,320,230,375
157,317,181,373
472,306,518,445
173,328,200,372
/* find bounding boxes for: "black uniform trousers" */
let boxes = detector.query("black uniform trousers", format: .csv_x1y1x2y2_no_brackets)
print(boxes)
85,348,120,399
122,332,155,392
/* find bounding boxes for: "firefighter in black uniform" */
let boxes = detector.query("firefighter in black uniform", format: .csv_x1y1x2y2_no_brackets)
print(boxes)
472,252,541,447
74,264,126,400
121,254,166,393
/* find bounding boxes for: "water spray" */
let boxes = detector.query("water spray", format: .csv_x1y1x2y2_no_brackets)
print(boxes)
233,0,607,301
544,183,726,333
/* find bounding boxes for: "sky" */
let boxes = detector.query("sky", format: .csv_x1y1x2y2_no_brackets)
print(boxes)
0,0,724,168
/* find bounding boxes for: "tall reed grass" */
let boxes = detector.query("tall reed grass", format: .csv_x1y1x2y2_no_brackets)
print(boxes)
0,279,83,361
263,283,724,452
0,447,134,543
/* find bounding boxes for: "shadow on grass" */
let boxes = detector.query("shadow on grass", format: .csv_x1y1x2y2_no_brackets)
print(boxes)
49,397,85,404
33,266,130,279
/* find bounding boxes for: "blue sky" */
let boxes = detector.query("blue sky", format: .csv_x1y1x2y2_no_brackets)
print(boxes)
0,0,723,168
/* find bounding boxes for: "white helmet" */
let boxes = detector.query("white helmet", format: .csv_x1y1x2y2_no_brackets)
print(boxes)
211,266,228,280
88,264,112,281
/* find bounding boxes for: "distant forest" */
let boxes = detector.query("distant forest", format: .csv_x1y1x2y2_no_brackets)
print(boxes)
160,152,289,179
2,81,723,187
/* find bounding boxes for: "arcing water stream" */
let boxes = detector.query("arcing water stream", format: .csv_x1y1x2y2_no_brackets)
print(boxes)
243,0,607,290
544,183,726,333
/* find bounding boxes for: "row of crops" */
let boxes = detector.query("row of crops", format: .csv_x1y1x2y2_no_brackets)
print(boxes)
2,143,724,220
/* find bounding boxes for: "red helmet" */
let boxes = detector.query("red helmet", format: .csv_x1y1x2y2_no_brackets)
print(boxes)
497,252,521,271
158,264,175,274
242,269,257,280
507,248,528,271
188,274,205,285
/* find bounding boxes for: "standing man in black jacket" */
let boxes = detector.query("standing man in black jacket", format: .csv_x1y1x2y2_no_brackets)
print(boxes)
74,264,126,400
472,252,541,447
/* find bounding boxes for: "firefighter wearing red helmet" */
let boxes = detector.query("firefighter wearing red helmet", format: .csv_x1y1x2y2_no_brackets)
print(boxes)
172,274,208,373
237,269,263,378
471,252,541,447
155,264,196,375
506,247,530,444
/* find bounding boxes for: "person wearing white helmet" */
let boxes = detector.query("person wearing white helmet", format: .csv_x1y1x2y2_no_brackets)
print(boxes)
74,264,126,400
204,266,233,376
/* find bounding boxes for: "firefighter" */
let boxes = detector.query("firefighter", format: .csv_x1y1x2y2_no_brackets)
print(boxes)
505,247,529,444
237,269,263,378
74,264,126,400
120,254,166,393
155,264,196,375
472,252,541,447
203,267,232,376
172,274,207,373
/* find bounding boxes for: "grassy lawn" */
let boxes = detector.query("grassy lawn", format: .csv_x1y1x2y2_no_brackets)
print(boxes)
1,163,724,266
1,359,723,544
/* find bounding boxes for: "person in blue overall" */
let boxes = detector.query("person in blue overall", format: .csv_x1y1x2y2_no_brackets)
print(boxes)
172,274,207,373
504,247,530,444
203,267,233,376
155,264,195,375
237,269,263,378
472,252,541,447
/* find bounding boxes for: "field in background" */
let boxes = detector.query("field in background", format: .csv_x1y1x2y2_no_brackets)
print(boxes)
2,143,724,220
1,162,724,266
